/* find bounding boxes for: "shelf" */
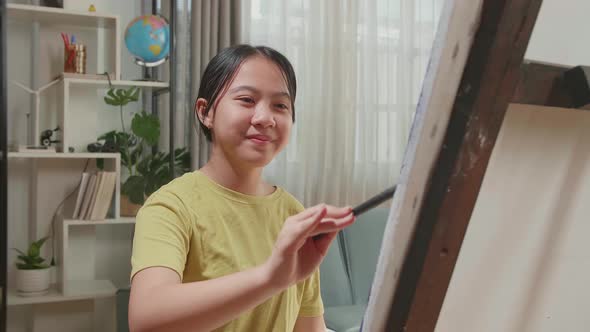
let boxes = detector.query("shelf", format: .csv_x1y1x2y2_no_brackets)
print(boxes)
7,3,118,28
64,218,135,226
7,280,117,306
65,77,169,89
8,152,120,159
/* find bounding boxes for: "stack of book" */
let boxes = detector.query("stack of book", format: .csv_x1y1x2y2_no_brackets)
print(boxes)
72,171,117,220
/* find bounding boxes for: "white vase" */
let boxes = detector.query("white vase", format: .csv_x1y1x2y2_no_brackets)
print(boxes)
16,268,51,296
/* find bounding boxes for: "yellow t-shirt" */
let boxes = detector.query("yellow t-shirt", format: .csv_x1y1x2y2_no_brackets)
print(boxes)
130,170,324,331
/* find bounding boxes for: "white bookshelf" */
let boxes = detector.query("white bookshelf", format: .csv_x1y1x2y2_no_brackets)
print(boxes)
7,280,117,306
7,3,140,331
63,217,135,226
7,3,121,80
7,4,168,154
65,77,169,88
8,152,120,159
59,77,168,154
7,152,125,300
60,215,134,295
7,3,119,28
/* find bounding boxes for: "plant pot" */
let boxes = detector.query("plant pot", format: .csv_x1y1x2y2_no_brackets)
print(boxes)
16,267,51,296
121,194,142,217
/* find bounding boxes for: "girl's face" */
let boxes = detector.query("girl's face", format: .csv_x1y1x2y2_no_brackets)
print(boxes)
201,56,294,168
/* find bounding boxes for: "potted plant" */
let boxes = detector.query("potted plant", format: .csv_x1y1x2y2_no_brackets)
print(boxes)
97,87,190,215
12,237,51,296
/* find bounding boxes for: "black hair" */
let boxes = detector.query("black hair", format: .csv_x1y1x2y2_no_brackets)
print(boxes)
195,44,297,142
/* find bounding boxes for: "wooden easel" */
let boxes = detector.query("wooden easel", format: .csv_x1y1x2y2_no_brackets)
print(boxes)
358,0,584,330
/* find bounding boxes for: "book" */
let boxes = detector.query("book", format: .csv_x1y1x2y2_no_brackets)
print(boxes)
85,171,104,220
90,171,116,220
97,172,117,220
78,173,97,220
72,172,90,219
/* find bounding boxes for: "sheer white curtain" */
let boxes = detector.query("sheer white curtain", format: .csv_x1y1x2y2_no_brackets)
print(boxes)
241,0,443,206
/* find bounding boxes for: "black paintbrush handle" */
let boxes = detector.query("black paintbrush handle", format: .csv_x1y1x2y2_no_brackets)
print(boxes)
352,185,396,216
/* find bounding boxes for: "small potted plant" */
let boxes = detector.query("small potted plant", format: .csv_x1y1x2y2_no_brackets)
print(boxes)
12,237,51,296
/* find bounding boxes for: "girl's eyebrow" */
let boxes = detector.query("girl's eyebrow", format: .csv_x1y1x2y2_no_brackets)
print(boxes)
228,85,291,100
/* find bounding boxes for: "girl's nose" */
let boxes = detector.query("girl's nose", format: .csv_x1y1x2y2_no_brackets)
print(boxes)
251,104,276,128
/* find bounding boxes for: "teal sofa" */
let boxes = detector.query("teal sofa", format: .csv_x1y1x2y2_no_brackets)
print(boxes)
320,208,389,332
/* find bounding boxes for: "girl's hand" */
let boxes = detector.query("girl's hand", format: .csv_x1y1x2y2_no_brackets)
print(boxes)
263,204,355,290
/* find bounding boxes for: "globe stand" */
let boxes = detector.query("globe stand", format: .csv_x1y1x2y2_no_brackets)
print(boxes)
135,66,158,82
132,57,168,82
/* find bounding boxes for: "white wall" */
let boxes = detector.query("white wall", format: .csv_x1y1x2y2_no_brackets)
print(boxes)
525,0,590,67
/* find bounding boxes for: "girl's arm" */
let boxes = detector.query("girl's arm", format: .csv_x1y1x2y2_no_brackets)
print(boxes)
128,204,354,332
294,316,327,332
129,264,276,332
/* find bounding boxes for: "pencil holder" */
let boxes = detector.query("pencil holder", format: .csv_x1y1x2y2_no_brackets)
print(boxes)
63,44,75,73
64,43,86,74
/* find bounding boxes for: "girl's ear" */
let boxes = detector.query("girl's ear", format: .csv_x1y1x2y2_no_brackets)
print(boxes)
195,98,214,128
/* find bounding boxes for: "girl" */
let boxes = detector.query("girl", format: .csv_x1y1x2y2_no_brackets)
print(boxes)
128,45,355,332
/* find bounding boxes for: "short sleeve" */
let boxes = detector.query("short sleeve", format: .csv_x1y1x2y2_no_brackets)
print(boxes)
130,189,192,282
299,268,325,317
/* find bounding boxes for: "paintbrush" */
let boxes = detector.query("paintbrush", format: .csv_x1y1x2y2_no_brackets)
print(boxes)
352,185,396,216
312,185,396,240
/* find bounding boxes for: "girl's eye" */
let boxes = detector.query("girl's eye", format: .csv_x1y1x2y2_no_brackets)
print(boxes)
238,97,255,104
275,103,289,111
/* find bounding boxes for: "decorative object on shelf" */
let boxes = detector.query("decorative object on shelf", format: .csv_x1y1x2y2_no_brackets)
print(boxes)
12,237,52,297
72,43,87,74
88,4,96,12
40,126,61,148
11,77,62,152
86,140,116,153
94,86,189,215
124,15,170,81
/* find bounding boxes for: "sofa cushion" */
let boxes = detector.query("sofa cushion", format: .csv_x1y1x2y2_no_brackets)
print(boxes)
324,304,366,332
320,233,354,306
342,207,389,303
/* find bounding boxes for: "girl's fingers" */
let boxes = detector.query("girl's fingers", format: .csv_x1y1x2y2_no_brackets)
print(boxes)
283,205,353,253
309,214,356,237
294,205,352,222
313,231,339,256
293,204,327,221
322,205,353,219
291,206,327,247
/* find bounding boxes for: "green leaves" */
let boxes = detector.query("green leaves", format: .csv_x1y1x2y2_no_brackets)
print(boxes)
122,175,146,205
121,147,191,205
12,236,50,270
131,112,160,146
98,130,136,149
97,85,192,207
28,236,48,258
104,87,140,107
98,130,137,169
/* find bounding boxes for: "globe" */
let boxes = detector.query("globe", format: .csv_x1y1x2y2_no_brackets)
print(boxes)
124,15,170,67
